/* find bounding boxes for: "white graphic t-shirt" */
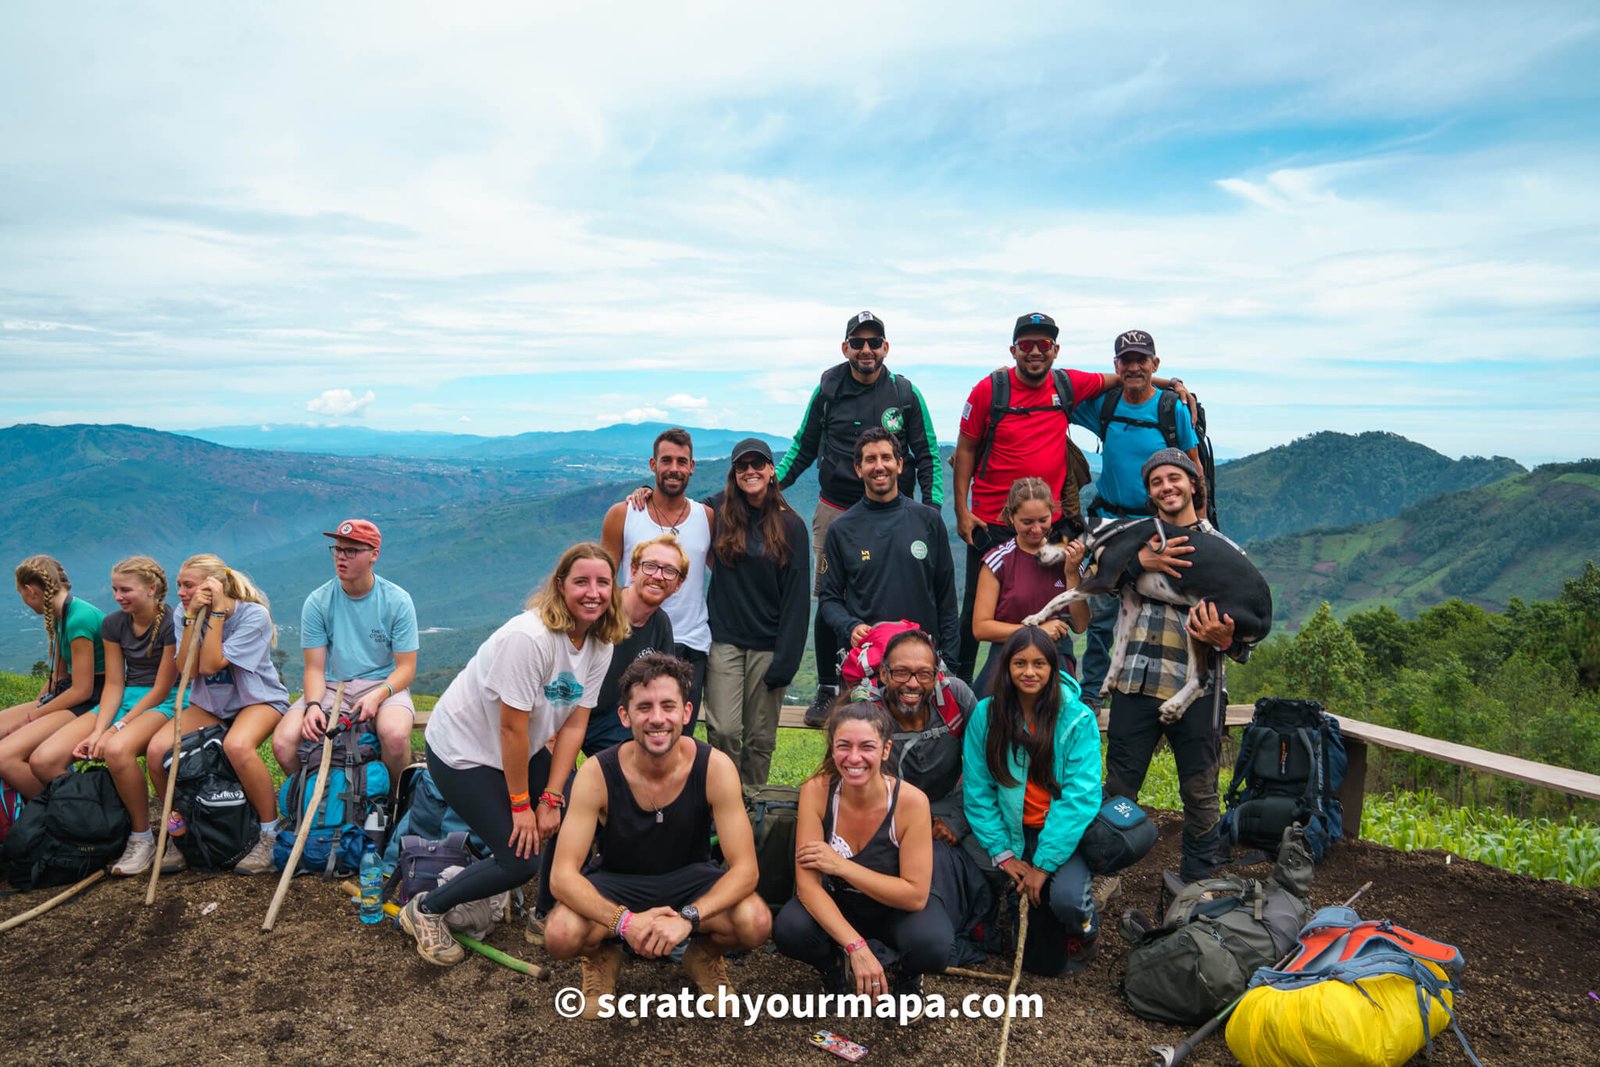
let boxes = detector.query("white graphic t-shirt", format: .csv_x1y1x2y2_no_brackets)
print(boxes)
425,611,612,771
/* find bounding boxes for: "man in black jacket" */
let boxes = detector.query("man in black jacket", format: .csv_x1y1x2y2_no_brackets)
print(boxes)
817,428,959,670
776,310,944,723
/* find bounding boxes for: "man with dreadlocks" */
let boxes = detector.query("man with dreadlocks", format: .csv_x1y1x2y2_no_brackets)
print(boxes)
0,555,107,796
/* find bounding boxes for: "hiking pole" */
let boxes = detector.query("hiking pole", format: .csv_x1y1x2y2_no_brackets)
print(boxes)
1148,880,1373,1067
145,620,206,906
335,881,549,978
0,870,107,934
996,895,1030,1067
262,681,347,932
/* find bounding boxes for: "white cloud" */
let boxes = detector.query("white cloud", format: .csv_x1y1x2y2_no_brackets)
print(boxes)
305,389,375,417
662,393,709,410
595,406,670,425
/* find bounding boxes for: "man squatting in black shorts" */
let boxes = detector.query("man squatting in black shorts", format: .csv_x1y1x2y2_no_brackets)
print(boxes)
545,653,771,1017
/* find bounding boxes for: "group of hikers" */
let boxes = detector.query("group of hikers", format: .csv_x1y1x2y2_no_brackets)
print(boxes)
1,308,1260,1011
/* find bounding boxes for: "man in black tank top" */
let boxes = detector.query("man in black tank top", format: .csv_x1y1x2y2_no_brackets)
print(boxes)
546,653,771,1018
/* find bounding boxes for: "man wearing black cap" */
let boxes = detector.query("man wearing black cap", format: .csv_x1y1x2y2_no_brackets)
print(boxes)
1103,448,1247,884
1070,329,1204,702
952,315,1104,684
776,310,944,725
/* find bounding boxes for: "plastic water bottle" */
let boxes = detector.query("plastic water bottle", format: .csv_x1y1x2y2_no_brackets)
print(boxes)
359,842,383,924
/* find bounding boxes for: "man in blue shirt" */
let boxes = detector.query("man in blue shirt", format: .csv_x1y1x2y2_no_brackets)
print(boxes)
271,518,420,783
1070,331,1204,704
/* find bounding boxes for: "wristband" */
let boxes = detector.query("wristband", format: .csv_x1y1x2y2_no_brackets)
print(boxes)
209,611,228,619
539,790,565,810
380,682,394,698
508,791,531,805
306,701,323,712
843,938,867,956
111,720,127,733
510,799,531,813
608,904,627,936
617,909,634,938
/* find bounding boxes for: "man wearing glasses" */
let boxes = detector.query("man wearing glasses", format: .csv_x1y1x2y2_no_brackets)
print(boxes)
775,310,944,726
271,518,419,784
950,313,1188,685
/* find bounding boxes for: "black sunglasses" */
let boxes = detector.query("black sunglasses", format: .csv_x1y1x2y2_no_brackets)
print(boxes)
846,337,886,351
734,457,771,472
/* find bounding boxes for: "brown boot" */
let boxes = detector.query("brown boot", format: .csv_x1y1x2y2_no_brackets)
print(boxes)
579,943,622,1020
681,939,734,998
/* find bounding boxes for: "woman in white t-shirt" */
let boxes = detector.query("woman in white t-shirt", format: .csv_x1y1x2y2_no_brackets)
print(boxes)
400,542,628,966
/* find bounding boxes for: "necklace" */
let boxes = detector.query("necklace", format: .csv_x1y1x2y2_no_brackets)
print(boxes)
648,496,691,535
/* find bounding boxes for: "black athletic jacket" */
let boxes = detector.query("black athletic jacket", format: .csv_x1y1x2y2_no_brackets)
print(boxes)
817,494,959,665
775,363,944,510
706,504,811,689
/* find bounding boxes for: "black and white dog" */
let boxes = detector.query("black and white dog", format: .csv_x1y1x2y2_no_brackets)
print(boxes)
1023,516,1273,722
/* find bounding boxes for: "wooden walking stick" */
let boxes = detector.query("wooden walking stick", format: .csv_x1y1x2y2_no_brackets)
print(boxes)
262,681,347,932
996,895,1030,1067
0,870,107,934
145,620,206,906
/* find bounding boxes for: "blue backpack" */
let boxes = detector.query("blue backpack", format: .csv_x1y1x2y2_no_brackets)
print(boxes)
273,730,389,877
1221,698,1348,862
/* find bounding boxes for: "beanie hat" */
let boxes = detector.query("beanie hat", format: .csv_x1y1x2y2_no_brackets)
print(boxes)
1141,448,1201,488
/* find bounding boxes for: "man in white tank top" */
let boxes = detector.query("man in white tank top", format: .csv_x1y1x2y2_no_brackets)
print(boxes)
602,428,713,726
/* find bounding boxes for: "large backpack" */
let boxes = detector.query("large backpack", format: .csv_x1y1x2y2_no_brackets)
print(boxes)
273,730,389,877
1227,906,1483,1067
1221,698,1348,862
838,620,966,736
166,724,260,871
746,784,801,908
1,766,130,891
380,767,485,877
1095,387,1219,526
1122,832,1314,1024
382,831,478,906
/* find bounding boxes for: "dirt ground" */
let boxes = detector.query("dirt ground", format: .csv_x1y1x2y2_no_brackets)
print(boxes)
3,812,1597,1067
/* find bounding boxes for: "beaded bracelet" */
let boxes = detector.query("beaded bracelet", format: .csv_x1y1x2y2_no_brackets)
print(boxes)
843,938,867,956
609,904,627,936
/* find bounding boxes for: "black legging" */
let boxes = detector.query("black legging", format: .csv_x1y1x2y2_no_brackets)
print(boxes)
774,893,952,977
420,744,552,916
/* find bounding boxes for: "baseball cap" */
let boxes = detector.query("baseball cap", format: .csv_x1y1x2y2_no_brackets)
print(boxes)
845,310,885,337
730,437,774,465
1141,448,1200,487
323,518,382,550
1115,329,1157,359
1013,312,1059,341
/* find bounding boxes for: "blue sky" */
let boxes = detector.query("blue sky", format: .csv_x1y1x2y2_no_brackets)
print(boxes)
2,2,1597,464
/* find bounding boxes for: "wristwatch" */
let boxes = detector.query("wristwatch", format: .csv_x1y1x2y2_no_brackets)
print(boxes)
679,904,701,932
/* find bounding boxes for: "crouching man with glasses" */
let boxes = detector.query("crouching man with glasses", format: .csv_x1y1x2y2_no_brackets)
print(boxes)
271,518,420,784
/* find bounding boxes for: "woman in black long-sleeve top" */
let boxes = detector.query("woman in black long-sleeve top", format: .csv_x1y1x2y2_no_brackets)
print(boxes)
704,438,810,788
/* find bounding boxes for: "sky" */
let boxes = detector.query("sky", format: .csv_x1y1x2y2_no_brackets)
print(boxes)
2,2,1598,464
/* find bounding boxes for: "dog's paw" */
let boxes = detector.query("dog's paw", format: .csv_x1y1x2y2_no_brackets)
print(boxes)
1158,698,1188,724
1037,544,1066,566
1021,611,1047,626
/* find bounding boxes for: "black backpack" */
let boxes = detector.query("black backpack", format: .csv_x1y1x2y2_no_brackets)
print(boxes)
1096,387,1220,526
165,724,260,871
1220,699,1349,862
746,784,800,908
961,367,1094,512
1,765,130,891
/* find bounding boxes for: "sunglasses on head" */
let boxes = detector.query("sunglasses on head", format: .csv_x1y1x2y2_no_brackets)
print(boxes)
1013,338,1055,355
846,336,886,351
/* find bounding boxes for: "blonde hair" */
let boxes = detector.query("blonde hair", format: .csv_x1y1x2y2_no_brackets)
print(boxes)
526,542,630,645
111,556,170,659
179,553,276,646
15,555,70,674
999,477,1054,526
629,533,690,577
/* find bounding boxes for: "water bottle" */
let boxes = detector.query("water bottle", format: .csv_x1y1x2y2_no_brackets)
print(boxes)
359,842,383,924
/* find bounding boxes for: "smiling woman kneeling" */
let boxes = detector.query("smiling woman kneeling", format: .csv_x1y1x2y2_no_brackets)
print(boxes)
773,701,949,997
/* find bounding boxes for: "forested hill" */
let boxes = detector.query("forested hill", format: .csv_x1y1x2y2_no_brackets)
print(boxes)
1252,459,1600,625
1216,430,1524,543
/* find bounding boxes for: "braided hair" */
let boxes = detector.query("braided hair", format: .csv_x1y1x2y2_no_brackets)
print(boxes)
111,556,169,658
14,555,70,678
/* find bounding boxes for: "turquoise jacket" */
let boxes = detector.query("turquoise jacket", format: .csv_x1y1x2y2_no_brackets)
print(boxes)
962,671,1102,874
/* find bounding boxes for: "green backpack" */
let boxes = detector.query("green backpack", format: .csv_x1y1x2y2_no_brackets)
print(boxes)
1121,833,1314,1024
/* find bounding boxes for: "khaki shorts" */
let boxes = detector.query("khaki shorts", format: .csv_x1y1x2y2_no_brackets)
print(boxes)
288,676,416,718
811,499,847,597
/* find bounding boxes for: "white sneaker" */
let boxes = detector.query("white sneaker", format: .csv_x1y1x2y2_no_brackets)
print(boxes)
111,835,156,876
159,843,187,874
233,832,277,875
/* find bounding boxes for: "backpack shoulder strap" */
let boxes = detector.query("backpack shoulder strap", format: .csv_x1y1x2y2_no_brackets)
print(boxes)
1225,723,1264,805
818,362,849,429
1098,389,1120,441
1156,389,1180,449
1050,368,1075,414
975,368,1011,478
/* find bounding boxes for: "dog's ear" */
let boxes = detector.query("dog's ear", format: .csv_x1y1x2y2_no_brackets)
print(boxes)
1059,513,1088,540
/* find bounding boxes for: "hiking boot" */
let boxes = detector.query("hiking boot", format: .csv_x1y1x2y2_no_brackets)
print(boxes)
524,911,546,947
1063,934,1099,975
158,844,187,874
1117,908,1153,944
399,892,466,966
1090,874,1122,913
233,832,276,875
682,939,734,997
803,685,838,728
111,835,156,876
579,943,622,1018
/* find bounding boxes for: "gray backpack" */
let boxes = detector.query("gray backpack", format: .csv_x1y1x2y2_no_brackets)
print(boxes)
1122,832,1314,1024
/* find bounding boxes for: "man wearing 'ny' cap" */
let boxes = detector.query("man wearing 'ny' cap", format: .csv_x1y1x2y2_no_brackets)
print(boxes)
951,313,1190,684
272,518,420,784
775,310,944,726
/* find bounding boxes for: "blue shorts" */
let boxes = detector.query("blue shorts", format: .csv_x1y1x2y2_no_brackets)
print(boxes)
117,685,178,721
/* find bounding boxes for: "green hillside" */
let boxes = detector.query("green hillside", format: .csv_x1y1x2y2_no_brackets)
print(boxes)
1252,459,1600,627
1216,430,1524,543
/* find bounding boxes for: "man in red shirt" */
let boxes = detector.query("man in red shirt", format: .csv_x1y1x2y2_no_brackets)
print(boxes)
950,312,1184,684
